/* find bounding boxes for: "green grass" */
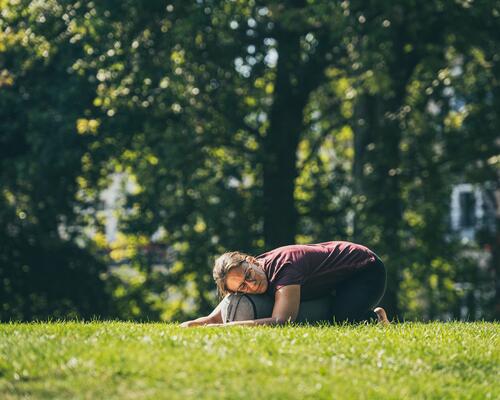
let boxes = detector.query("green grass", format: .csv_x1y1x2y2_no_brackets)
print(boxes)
0,322,498,399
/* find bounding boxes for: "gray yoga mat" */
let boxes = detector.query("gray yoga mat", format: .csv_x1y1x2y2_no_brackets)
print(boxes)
222,293,333,324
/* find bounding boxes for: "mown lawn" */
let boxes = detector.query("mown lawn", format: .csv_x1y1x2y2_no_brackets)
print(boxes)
0,322,498,399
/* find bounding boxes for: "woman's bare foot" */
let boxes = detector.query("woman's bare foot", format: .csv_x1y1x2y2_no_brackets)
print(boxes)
374,307,390,325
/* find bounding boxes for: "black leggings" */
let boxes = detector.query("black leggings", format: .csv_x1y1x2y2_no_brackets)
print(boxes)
329,258,386,323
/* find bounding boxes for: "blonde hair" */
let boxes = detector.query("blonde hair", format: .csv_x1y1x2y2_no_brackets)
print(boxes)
213,251,257,298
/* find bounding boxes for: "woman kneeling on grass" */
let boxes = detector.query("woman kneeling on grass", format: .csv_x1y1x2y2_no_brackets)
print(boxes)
181,241,389,327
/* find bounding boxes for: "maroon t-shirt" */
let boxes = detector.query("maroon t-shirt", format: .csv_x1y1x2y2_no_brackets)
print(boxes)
256,241,377,300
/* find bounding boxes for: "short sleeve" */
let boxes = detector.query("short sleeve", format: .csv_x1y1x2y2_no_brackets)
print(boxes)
272,261,305,291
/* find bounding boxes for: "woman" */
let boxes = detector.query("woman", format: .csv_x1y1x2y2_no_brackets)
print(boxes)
180,241,389,327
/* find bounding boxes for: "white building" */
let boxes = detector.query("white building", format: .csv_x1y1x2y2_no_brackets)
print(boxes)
450,183,497,243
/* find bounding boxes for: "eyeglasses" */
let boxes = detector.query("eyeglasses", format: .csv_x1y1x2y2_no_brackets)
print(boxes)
235,263,258,293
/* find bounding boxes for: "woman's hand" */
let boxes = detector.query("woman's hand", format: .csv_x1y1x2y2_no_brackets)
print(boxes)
179,316,222,327
180,298,225,327
180,321,223,328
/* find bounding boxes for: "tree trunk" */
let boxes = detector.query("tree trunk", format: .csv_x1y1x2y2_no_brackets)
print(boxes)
262,32,309,248
369,104,404,319
352,85,411,319
353,94,403,316
492,188,500,320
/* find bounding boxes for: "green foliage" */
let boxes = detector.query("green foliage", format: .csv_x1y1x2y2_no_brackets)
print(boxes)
0,0,112,321
1,0,498,321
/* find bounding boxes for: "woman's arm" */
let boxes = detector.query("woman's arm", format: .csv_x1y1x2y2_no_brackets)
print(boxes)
179,297,224,327
205,285,301,327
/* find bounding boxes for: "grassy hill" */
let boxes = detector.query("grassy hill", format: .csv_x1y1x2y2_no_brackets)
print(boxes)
0,322,498,399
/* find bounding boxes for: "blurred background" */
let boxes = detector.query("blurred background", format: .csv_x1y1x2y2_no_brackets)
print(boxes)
1,0,498,322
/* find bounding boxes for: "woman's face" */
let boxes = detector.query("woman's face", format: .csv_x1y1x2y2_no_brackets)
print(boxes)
225,261,268,294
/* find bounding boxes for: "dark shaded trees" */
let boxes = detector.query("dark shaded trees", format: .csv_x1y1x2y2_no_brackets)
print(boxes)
1,0,498,320
0,1,112,320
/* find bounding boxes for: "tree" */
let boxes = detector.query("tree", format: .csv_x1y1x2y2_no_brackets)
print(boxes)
0,0,112,320
1,0,498,321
